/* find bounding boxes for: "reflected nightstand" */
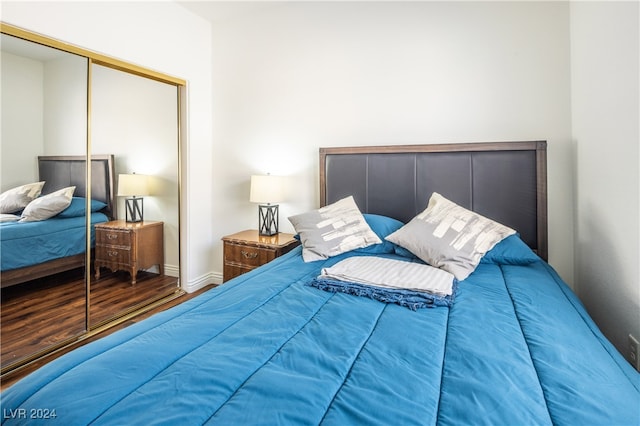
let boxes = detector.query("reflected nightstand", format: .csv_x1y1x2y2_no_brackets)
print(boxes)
95,220,164,284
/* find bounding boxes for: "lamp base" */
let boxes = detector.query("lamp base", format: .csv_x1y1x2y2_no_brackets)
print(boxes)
258,204,279,236
125,197,144,223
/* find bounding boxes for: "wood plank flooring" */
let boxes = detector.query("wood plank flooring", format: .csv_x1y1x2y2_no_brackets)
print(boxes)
1,267,199,387
2,269,86,366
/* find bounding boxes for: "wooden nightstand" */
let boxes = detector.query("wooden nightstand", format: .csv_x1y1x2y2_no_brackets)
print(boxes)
221,230,299,282
95,220,164,284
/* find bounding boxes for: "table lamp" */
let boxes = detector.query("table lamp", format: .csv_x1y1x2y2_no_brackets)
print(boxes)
118,173,149,223
250,174,284,236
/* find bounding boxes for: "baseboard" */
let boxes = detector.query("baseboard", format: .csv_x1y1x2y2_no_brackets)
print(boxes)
164,264,180,278
182,271,222,293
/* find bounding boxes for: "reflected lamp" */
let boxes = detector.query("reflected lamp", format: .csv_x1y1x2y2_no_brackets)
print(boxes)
118,173,150,223
250,175,284,236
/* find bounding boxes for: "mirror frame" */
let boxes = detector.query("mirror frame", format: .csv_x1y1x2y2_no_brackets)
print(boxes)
0,22,186,377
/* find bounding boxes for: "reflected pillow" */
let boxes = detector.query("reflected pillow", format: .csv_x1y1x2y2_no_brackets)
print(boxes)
288,196,381,262
0,182,45,214
58,197,107,218
385,192,515,280
19,186,76,222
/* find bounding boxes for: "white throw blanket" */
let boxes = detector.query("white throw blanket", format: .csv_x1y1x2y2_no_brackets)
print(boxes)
320,256,455,297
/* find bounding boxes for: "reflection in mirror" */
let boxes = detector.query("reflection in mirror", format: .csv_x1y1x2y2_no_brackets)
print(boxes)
89,63,180,327
0,34,89,370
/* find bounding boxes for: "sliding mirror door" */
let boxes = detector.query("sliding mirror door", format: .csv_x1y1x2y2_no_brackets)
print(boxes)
1,23,184,377
88,63,181,327
0,33,89,370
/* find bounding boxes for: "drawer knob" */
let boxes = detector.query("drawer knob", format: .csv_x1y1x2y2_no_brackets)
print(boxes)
107,250,119,257
107,233,118,240
241,250,258,259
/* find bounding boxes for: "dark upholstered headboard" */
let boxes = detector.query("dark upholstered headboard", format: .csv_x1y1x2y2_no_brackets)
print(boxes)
38,155,116,220
320,141,547,260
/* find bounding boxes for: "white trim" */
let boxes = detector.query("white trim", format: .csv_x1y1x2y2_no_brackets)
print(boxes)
164,264,179,278
182,271,221,293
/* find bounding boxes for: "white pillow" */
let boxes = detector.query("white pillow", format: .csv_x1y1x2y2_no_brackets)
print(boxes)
386,192,515,280
0,182,45,214
19,186,76,222
288,196,381,262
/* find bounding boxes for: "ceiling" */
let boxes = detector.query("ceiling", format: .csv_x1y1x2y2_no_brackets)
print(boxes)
178,1,286,23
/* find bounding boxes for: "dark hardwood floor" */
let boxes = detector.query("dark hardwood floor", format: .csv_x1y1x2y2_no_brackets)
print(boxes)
0,268,213,390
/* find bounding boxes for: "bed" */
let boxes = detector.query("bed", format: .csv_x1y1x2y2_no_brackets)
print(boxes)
0,155,115,288
2,142,638,425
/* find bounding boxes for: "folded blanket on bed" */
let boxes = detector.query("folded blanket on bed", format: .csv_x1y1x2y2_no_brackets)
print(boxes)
308,256,457,310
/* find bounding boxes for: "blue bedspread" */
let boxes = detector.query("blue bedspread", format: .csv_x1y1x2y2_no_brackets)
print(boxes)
0,213,108,271
2,248,639,425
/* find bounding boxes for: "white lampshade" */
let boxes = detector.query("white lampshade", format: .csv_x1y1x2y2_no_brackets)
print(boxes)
118,173,150,197
250,175,284,204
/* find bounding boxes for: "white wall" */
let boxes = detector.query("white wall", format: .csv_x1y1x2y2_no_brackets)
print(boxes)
1,1,214,291
1,48,87,185
210,1,574,283
0,51,43,189
571,1,640,362
43,55,87,156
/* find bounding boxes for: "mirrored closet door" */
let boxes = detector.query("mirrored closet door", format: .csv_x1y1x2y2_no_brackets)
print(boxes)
0,24,184,376
0,33,89,370
89,63,181,327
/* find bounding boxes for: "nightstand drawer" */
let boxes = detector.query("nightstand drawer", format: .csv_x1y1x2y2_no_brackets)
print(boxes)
96,245,131,264
223,264,254,281
221,230,299,282
97,229,131,246
224,243,276,267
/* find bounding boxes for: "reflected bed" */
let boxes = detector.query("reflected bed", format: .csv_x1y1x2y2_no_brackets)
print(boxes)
0,155,115,287
1,213,108,273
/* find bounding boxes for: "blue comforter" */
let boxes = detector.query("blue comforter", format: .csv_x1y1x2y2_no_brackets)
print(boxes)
0,213,108,271
2,248,639,425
